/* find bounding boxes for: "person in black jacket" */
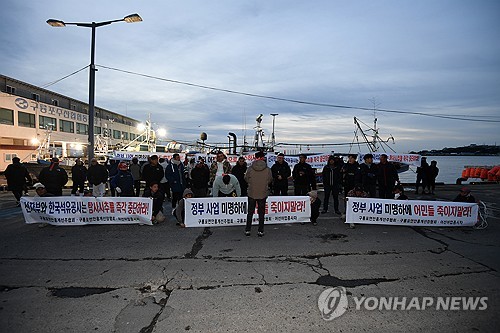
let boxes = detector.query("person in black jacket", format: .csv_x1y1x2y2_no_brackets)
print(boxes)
38,157,68,196
321,156,342,214
71,158,87,196
141,155,164,192
360,154,378,198
292,154,316,195
87,158,109,197
415,157,429,194
231,156,248,196
4,157,32,205
190,157,210,197
143,182,166,224
271,153,291,196
377,154,399,199
342,154,361,197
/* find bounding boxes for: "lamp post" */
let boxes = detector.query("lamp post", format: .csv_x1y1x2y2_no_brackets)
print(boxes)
47,14,142,161
270,113,278,148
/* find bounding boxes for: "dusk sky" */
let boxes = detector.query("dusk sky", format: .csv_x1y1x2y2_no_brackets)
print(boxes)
1,0,499,153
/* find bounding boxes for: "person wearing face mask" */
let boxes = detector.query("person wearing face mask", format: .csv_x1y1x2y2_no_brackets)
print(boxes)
393,184,408,200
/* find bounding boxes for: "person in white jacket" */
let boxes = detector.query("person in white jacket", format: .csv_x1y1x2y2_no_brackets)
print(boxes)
212,174,241,197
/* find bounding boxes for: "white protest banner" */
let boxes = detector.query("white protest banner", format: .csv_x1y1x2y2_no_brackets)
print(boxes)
346,197,478,227
267,153,330,170
184,196,311,227
113,151,186,162
358,153,421,167
20,197,153,226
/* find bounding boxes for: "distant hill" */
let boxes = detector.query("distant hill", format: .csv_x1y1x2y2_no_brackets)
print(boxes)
410,144,499,156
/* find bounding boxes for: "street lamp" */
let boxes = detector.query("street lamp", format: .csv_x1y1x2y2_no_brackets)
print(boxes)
270,113,278,148
47,13,142,161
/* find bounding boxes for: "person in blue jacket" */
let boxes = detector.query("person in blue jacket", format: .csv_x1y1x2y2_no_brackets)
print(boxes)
165,153,186,213
111,162,135,197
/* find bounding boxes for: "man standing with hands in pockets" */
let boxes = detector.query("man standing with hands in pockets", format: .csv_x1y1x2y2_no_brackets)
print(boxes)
244,151,273,237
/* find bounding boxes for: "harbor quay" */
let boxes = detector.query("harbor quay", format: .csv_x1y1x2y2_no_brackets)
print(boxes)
0,183,499,332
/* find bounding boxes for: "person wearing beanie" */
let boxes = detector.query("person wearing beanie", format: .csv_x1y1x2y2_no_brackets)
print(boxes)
308,190,322,226
38,157,68,196
175,188,194,227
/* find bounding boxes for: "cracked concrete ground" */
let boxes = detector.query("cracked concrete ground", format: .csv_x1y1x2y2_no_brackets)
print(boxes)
0,184,499,332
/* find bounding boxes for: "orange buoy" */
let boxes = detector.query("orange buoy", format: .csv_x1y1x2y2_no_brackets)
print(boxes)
464,168,472,178
480,168,489,180
461,169,468,178
496,168,500,177
489,165,500,175
488,173,496,181
474,168,482,178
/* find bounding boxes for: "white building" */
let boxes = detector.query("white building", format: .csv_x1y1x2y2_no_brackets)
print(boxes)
0,74,143,172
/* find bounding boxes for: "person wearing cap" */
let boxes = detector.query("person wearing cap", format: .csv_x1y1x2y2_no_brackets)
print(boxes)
292,154,317,196
190,157,210,197
71,158,87,196
231,156,248,196
37,157,68,196
111,162,135,197
360,154,378,198
33,183,54,197
307,190,322,226
453,187,476,203
87,158,109,197
377,154,399,199
321,155,342,214
212,174,241,197
271,153,291,196
244,151,273,237
175,188,194,227
4,156,32,206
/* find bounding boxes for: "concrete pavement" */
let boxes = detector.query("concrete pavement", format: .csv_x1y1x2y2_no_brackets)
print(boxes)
0,184,499,332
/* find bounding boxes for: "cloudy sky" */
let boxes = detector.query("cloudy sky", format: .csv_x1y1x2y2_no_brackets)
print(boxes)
1,0,499,153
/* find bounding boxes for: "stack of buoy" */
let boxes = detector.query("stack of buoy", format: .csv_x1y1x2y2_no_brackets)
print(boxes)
461,166,500,181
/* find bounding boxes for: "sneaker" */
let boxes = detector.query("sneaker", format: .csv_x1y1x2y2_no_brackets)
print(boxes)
349,223,355,229
257,231,264,237
245,231,251,237
321,210,328,214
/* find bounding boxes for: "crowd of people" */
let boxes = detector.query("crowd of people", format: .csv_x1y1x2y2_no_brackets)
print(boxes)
7,152,480,233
